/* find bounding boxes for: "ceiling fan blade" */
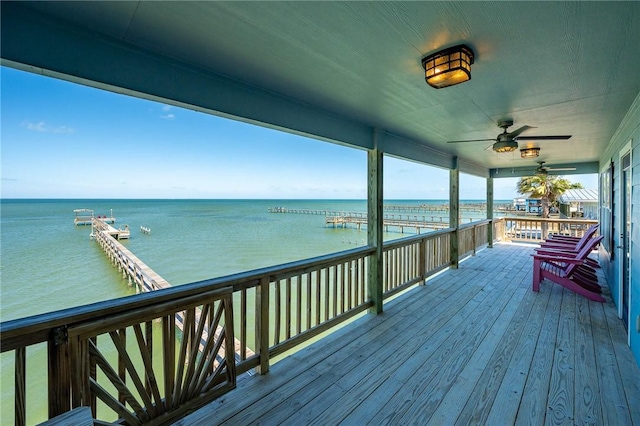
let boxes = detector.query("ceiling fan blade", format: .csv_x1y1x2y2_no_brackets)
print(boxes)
516,135,572,140
546,167,576,171
506,125,534,138
446,139,495,143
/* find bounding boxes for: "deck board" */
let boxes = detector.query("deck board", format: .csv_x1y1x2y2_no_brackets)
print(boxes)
546,290,576,424
480,285,550,425
176,242,640,426
574,295,602,425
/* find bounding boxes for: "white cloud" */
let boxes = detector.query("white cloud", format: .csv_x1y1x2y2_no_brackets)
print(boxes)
22,120,75,134
24,121,46,132
159,105,176,119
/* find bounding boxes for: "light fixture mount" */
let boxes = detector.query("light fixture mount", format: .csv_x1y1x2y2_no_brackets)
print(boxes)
422,44,475,89
520,147,540,158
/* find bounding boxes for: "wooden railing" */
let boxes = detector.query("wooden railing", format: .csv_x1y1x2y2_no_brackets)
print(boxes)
495,217,598,243
1,222,496,425
382,229,452,297
2,285,237,425
458,219,491,258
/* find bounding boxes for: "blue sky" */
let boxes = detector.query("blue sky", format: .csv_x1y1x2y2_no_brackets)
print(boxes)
1,66,596,200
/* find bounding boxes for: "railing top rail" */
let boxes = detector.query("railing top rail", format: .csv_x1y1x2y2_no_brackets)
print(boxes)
0,245,374,350
458,219,492,230
382,227,454,250
500,217,598,224
67,287,232,340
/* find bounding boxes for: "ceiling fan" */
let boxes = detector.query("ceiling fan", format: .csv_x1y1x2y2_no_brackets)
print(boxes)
446,119,572,153
534,161,576,176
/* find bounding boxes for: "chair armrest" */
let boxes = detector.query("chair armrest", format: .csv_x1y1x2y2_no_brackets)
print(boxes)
534,248,579,256
540,241,578,248
531,253,585,264
547,234,580,239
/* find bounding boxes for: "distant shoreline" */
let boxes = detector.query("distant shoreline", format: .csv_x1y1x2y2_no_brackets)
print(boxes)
0,198,515,202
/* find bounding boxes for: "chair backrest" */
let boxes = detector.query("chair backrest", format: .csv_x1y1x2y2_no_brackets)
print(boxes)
565,235,603,276
574,224,600,251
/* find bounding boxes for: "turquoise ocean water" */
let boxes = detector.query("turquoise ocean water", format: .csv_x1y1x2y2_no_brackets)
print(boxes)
0,198,500,423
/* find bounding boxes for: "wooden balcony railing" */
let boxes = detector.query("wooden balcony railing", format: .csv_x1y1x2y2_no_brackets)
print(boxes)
0,218,502,425
458,219,491,257
494,217,598,243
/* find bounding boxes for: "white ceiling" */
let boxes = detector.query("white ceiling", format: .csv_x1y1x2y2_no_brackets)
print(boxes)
3,1,640,173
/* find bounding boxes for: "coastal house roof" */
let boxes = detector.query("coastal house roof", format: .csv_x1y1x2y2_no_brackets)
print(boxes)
559,189,598,204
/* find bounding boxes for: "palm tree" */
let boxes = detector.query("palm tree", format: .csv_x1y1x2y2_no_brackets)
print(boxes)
517,175,584,218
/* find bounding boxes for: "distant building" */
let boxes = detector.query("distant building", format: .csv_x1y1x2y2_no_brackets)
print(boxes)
512,197,527,212
513,194,543,215
558,188,598,219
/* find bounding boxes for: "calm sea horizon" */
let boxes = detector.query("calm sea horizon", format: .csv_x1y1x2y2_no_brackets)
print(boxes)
1,198,510,321
0,197,508,423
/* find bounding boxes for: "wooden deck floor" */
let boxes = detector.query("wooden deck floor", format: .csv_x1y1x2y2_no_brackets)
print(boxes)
177,242,640,425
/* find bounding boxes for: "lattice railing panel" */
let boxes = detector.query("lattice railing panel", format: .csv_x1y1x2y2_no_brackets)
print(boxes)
67,288,235,425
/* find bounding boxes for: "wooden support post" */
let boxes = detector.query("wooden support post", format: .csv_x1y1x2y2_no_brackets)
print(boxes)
255,276,270,374
487,176,494,248
419,238,427,285
48,327,71,419
450,158,459,269
15,347,26,426
367,139,384,314
472,224,477,256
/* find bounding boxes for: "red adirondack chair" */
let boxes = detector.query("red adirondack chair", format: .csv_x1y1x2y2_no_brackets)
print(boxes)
537,224,600,269
545,223,598,244
532,235,605,302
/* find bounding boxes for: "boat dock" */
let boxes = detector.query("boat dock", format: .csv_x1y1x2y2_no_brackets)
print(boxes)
88,213,253,363
92,217,130,240
74,208,115,225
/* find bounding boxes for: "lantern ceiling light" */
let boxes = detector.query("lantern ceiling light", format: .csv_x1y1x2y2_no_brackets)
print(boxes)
422,44,474,89
520,147,541,158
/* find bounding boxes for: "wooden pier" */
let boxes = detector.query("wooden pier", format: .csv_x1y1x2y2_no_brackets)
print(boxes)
325,214,481,234
91,219,253,362
326,215,451,234
268,203,515,216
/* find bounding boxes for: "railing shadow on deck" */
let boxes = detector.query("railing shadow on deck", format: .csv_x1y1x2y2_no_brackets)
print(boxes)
1,217,592,425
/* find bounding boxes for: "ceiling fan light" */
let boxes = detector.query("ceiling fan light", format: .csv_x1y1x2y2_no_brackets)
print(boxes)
493,140,518,153
520,147,540,158
422,44,474,89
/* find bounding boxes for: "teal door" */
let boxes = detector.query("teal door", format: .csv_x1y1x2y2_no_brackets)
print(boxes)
621,152,631,330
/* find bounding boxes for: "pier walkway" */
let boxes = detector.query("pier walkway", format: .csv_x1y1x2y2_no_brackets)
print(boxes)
268,203,514,215
326,215,451,233
268,206,500,234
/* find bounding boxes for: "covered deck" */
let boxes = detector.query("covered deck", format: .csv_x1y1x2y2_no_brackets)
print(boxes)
180,242,640,425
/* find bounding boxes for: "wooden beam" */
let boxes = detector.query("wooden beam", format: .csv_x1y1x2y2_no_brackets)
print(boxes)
367,135,384,314
450,158,459,269
487,177,494,248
